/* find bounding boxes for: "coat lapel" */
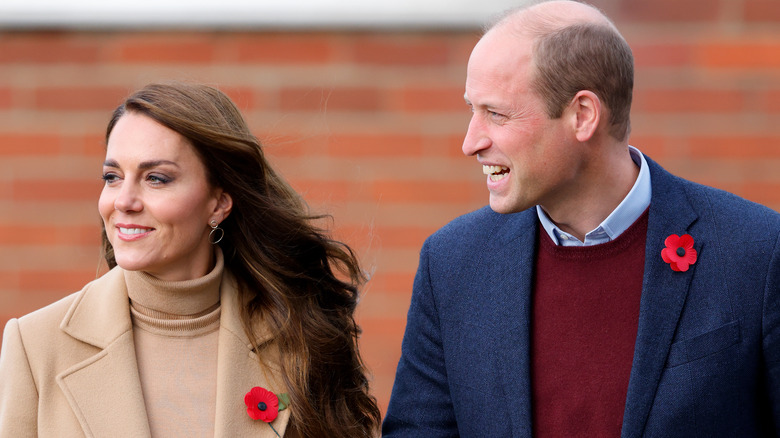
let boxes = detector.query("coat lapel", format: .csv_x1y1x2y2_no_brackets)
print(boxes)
214,273,291,437
621,158,701,437
56,268,151,438
492,210,538,437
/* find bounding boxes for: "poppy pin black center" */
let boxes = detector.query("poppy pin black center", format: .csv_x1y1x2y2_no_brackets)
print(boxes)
258,402,267,411
676,247,686,257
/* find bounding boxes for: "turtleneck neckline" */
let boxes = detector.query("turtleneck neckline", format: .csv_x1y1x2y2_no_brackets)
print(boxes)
125,248,224,316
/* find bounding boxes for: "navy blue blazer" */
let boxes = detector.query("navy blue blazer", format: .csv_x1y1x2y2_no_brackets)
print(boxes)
383,157,780,437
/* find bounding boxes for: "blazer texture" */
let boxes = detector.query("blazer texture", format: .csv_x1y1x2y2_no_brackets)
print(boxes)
0,266,291,438
383,156,780,437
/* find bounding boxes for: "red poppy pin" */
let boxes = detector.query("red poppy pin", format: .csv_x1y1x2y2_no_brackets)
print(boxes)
244,386,290,437
661,234,697,272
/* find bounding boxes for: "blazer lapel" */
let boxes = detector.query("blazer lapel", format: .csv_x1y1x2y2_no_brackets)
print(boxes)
214,273,292,438
56,268,151,438
491,210,538,437
621,158,700,438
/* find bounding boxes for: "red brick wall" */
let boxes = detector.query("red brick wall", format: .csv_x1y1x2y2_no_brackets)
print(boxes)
1,1,779,416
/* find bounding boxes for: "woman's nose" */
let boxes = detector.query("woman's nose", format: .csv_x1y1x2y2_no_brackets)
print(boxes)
113,182,143,212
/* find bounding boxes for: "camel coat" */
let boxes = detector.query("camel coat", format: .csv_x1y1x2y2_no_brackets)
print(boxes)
0,266,292,437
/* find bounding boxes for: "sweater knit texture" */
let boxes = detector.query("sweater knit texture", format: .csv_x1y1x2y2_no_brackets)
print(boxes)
126,250,223,438
531,209,648,437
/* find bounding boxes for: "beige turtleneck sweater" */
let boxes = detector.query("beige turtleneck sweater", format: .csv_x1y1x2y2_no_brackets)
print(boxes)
125,250,224,438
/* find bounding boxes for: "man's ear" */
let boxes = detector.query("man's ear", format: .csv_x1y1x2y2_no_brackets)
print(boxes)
569,90,601,142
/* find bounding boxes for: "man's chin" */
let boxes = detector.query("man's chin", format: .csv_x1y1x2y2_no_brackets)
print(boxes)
488,196,529,215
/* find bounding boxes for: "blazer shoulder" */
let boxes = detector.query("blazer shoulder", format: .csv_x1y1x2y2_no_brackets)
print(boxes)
680,178,780,238
647,157,780,239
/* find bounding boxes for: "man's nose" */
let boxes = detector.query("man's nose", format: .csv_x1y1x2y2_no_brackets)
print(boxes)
462,114,491,156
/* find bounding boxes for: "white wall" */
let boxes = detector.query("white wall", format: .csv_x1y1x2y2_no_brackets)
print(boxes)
0,0,526,29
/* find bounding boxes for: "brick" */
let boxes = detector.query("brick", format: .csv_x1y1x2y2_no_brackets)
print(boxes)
628,135,669,159
0,33,101,64
632,43,694,68
618,0,718,21
354,316,407,413
259,135,318,158
34,87,129,111
235,33,335,64
11,179,102,201
374,226,433,248
18,269,95,292
66,134,107,156
435,134,469,158
0,88,11,109
327,133,425,157
391,87,466,112
115,35,217,63
758,89,780,112
352,35,451,66
744,0,780,22
0,224,101,245
633,89,745,113
688,136,780,159
287,179,354,203
0,182,11,200
698,41,780,69
279,87,382,112
336,224,431,250
0,134,63,155
220,86,261,111
0,271,19,289
0,26,778,412
372,180,481,203
365,271,416,294
741,182,780,205
0,289,77,320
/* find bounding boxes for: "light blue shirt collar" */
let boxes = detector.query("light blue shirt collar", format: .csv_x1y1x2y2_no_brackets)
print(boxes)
536,146,651,246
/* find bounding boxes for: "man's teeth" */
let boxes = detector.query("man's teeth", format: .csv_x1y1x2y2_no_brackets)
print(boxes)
482,165,509,182
119,227,149,235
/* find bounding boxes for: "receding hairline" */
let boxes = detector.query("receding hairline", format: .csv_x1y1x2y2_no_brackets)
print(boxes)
485,0,620,40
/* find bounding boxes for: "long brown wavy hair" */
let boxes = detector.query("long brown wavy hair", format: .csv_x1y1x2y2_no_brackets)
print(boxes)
102,82,380,437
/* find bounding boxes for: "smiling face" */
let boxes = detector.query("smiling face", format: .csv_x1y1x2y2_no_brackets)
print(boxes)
462,26,583,215
98,112,231,281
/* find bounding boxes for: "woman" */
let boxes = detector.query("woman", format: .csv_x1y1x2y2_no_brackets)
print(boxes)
0,82,380,437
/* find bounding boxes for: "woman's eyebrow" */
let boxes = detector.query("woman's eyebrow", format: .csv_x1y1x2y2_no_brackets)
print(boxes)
138,160,179,170
101,159,179,169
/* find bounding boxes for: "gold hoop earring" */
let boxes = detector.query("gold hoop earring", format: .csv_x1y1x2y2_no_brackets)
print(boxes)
209,220,224,245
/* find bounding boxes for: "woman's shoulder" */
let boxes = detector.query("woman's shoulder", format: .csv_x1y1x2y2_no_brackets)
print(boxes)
13,267,125,337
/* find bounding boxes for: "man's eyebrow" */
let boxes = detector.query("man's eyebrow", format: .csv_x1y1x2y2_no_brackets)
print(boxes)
102,159,179,170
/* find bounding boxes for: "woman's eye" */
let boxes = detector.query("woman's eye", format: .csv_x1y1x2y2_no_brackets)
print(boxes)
147,174,171,184
101,173,119,184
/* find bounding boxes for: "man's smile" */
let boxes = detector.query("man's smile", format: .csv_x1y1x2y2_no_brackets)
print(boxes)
483,164,510,182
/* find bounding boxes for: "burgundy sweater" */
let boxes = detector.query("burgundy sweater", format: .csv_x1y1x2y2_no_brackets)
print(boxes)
531,210,648,437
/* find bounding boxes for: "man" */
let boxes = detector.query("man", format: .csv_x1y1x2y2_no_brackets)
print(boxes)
382,1,780,437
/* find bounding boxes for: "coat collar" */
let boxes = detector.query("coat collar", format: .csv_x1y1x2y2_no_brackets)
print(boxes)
620,156,701,437
485,209,538,437
56,267,290,437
